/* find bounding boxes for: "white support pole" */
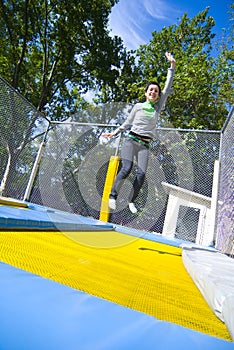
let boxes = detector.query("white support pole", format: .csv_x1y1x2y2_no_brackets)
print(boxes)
23,140,46,202
162,193,181,237
209,160,220,246
23,124,50,202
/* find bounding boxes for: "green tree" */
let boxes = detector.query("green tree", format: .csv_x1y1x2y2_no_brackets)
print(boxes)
0,0,131,116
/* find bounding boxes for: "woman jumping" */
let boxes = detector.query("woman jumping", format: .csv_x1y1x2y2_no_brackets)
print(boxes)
102,52,176,213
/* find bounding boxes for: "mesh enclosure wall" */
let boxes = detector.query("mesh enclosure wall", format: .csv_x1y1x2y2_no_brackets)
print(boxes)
216,107,234,256
0,76,232,248
0,77,48,199
33,124,221,242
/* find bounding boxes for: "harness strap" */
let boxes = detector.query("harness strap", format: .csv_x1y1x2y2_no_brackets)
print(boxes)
128,134,150,148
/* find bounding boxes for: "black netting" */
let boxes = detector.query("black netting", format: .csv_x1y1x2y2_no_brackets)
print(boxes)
0,77,48,199
32,124,221,239
0,76,232,248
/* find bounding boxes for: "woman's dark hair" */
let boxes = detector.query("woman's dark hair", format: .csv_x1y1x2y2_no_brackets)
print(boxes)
144,81,161,95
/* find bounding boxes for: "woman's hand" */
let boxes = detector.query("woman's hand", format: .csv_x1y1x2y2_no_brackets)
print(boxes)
101,132,116,138
165,51,176,69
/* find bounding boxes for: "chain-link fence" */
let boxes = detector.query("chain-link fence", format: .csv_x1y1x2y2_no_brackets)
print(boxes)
0,76,232,250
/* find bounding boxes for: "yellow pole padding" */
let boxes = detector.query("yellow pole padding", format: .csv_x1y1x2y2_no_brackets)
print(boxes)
99,155,120,222
0,196,28,208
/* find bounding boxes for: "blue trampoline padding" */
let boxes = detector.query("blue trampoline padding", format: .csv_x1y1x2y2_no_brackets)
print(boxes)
0,262,233,350
0,203,113,230
114,224,192,248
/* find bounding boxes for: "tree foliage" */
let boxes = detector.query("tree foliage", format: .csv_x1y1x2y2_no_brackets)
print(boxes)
0,0,130,118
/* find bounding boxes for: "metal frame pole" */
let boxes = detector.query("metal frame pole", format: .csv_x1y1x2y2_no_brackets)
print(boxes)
23,124,50,202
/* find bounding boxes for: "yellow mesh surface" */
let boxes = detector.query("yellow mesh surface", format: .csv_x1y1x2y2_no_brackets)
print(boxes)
0,230,231,341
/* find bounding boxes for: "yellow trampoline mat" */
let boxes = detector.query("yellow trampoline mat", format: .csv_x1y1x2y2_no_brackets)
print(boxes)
0,229,231,341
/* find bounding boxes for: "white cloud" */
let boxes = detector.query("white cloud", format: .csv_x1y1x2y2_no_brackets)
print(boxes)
143,0,181,21
109,1,146,49
109,0,182,50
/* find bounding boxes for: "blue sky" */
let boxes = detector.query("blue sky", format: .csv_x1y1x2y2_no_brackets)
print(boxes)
108,0,232,50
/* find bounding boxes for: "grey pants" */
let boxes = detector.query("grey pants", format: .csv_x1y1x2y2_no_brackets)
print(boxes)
110,138,149,203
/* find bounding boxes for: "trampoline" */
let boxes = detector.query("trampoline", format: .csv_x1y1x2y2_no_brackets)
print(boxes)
0,199,233,349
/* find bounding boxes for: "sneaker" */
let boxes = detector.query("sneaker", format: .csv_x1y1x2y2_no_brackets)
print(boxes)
128,202,137,214
109,198,116,210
